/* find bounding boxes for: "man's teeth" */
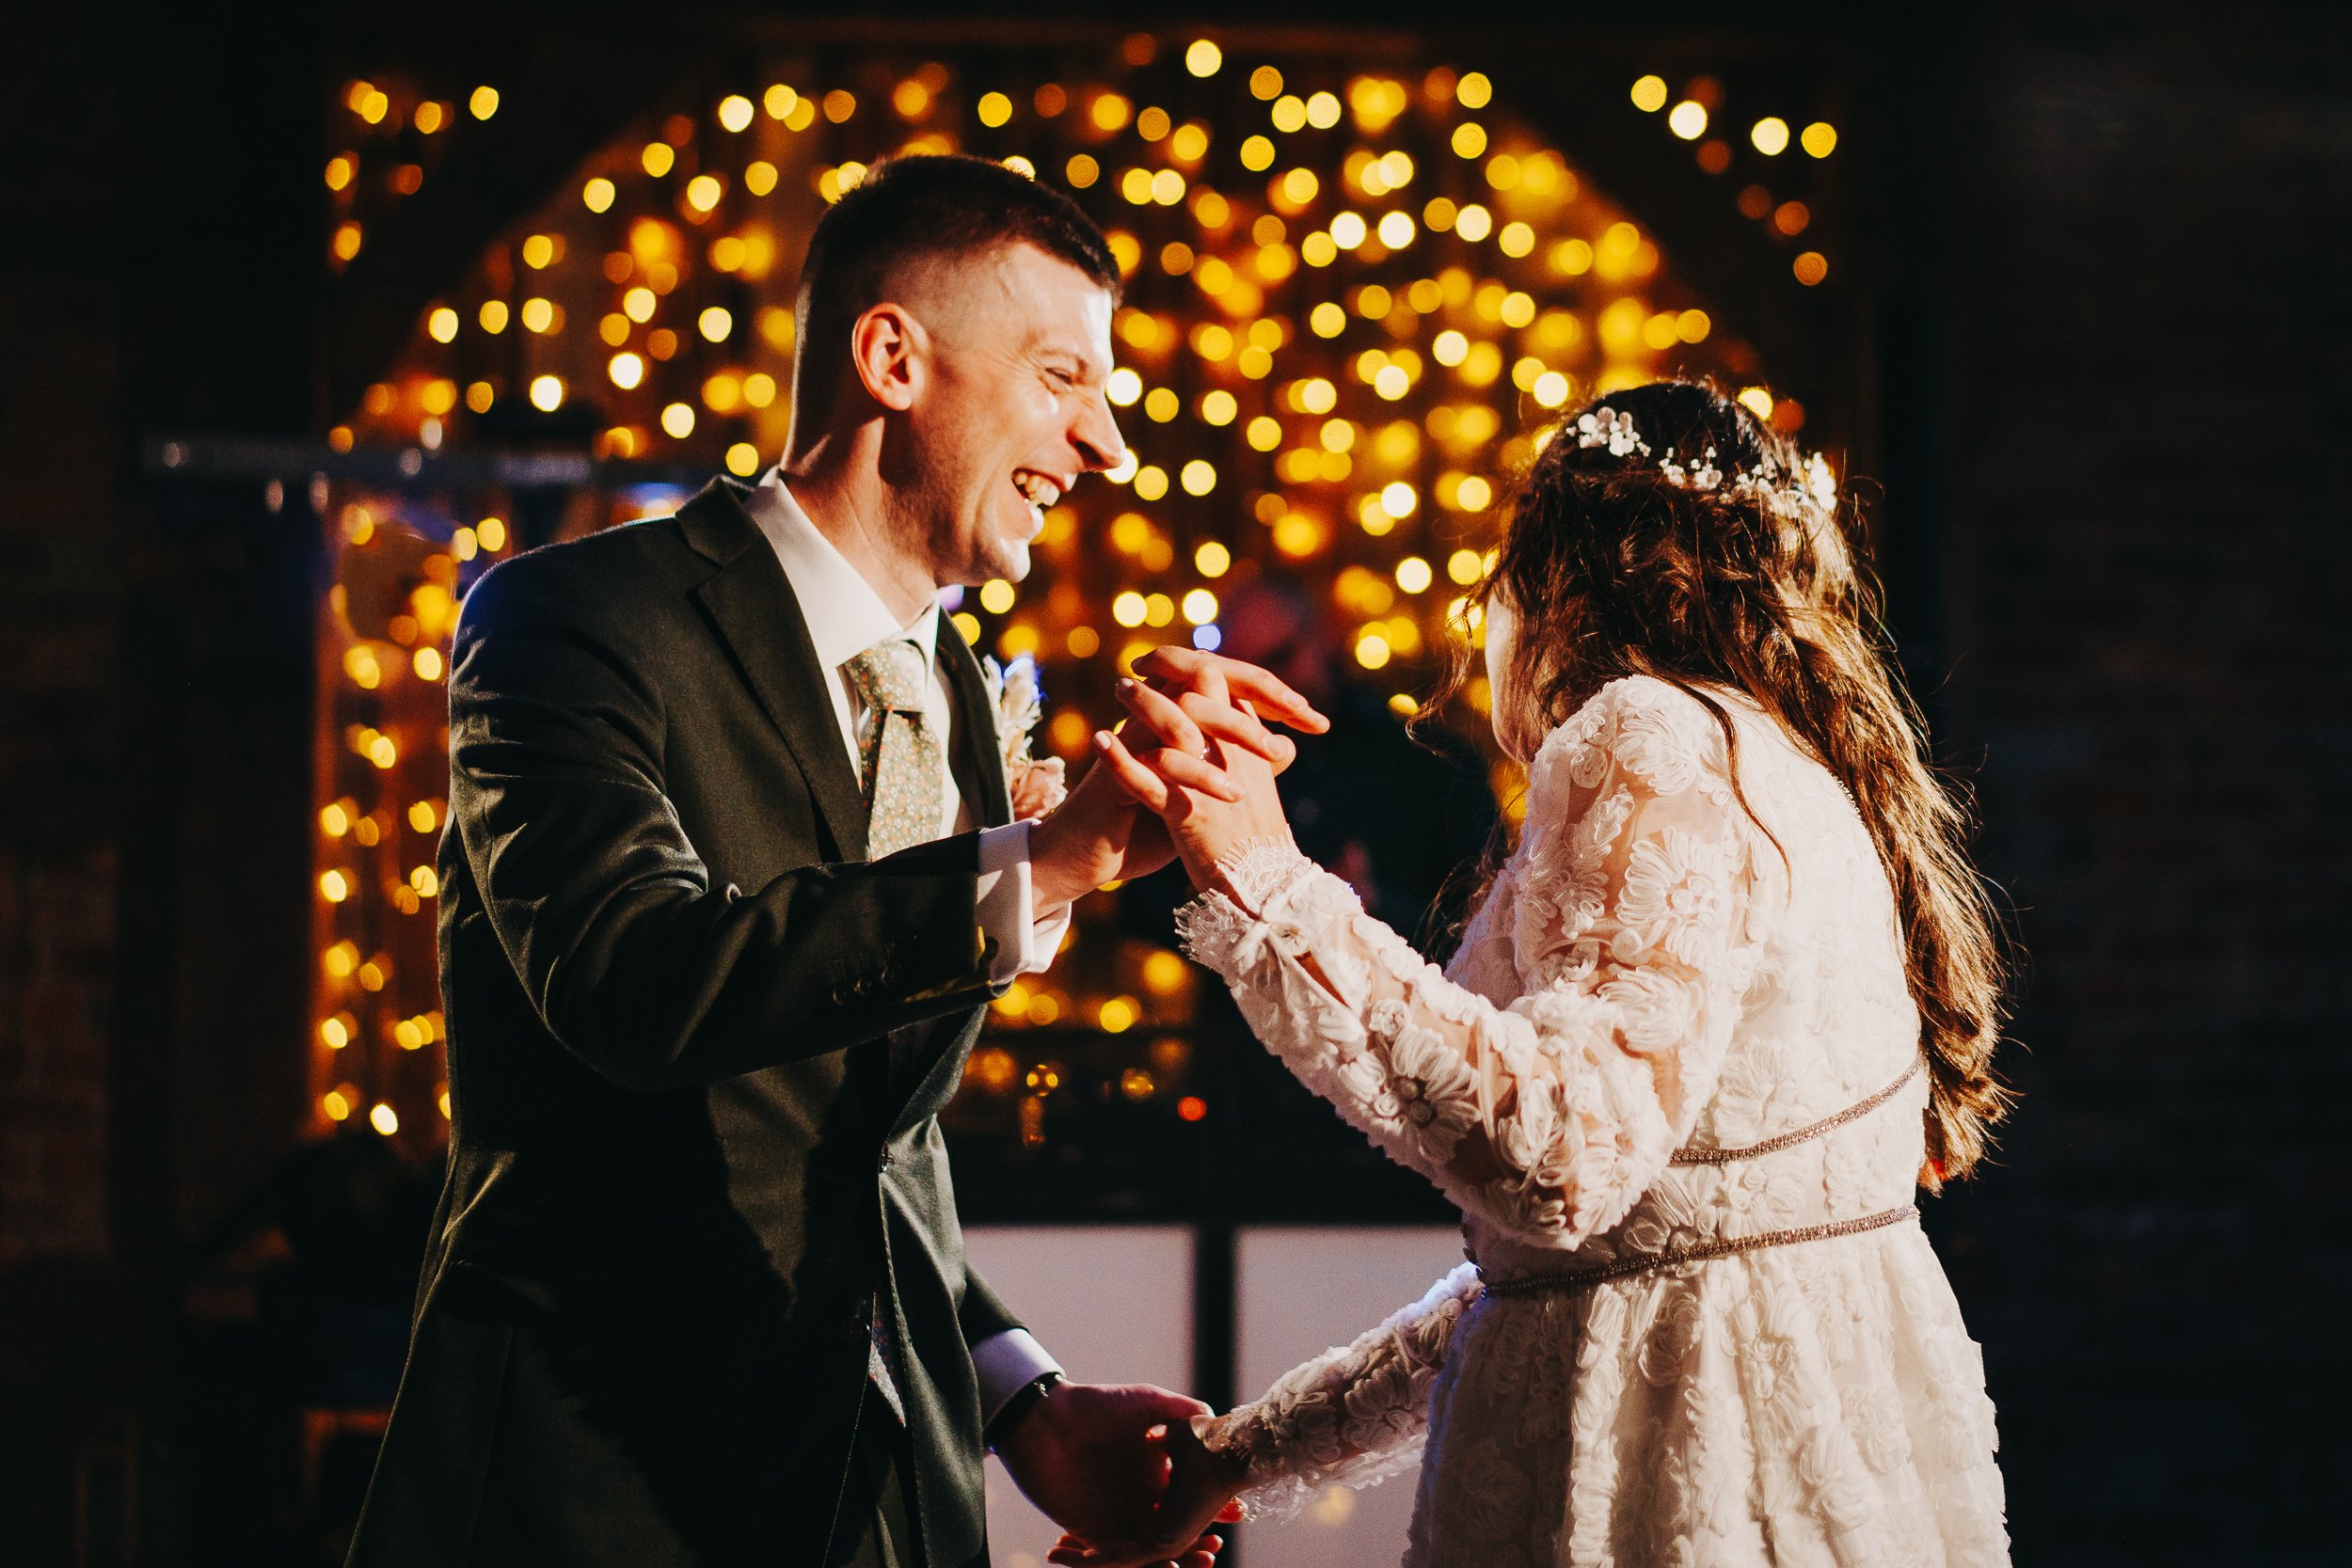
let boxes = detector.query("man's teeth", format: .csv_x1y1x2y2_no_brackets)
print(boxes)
1012,471,1062,507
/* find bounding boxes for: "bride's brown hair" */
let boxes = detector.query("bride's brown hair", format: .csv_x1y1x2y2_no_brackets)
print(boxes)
1430,378,2011,1184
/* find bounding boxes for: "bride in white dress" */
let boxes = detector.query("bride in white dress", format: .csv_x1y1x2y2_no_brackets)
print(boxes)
1072,381,2012,1567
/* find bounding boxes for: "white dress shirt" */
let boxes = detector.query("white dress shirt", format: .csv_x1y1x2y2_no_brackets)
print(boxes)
742,467,1064,1412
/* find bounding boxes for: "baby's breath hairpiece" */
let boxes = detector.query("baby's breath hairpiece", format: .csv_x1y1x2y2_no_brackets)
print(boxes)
1567,405,1838,520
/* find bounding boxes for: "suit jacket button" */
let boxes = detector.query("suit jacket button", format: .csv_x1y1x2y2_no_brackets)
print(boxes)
878,1149,895,1174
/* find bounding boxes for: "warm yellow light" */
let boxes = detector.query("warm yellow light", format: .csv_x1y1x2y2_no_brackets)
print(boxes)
1751,117,1790,156
1105,367,1143,407
979,578,1017,614
1376,210,1415,248
1738,386,1775,420
425,307,460,345
331,223,363,262
642,142,675,178
1111,592,1148,627
479,300,509,334
525,374,562,412
1144,388,1179,423
409,864,439,897
1793,250,1830,285
1246,415,1282,451
1354,629,1392,670
1185,39,1223,76
477,517,507,552
1802,121,1838,158
660,403,695,437
319,868,350,903
1319,418,1356,452
623,286,657,323
469,85,499,119
1180,460,1216,496
1533,371,1571,408
1677,309,1712,343
1142,594,1175,627
744,161,778,196
370,1102,400,1136
1309,302,1346,339
1379,481,1417,519
951,611,982,644
324,154,354,191
1447,547,1485,584
1329,211,1368,249
1630,74,1669,112
519,297,554,333
1194,540,1232,577
1306,91,1342,128
1455,475,1494,511
608,352,645,389
973,90,1012,128
764,84,800,119
321,1016,351,1050
1091,92,1132,132
1182,588,1218,625
1456,71,1492,109
1395,556,1434,594
1454,204,1493,242
408,800,440,832
1668,101,1708,139
726,442,760,477
1452,122,1488,159
1200,389,1238,426
717,93,755,133
1098,996,1137,1033
685,173,724,212
1374,365,1410,400
412,646,444,682
698,306,733,342
323,1090,351,1122
1432,329,1470,368
1239,135,1275,172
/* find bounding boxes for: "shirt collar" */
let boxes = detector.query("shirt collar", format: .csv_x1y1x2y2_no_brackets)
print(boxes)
744,467,941,677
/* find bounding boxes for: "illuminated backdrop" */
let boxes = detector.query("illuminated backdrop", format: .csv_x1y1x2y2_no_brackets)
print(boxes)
307,32,1836,1156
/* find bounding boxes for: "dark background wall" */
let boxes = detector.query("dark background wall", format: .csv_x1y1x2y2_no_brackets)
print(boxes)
2,4,2344,1562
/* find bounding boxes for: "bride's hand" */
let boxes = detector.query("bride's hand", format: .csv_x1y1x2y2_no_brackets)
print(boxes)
1093,673,1295,899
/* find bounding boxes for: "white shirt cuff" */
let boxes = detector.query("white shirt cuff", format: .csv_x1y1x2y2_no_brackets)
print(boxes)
975,821,1072,982
971,1328,1065,1424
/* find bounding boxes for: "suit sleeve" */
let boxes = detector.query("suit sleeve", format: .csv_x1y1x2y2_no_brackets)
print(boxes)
448,559,997,1092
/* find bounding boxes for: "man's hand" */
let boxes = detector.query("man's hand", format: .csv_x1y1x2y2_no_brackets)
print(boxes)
1045,1416,1249,1568
1027,651,1324,913
993,1382,1226,1568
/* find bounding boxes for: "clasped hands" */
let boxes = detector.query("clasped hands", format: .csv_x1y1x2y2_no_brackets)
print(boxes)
1011,648,1310,1566
1027,647,1312,917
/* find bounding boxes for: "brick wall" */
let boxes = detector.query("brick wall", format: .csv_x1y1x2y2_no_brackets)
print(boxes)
1924,8,2352,1560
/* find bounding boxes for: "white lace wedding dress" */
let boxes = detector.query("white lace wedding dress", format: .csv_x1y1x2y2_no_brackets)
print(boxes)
1179,675,2007,1567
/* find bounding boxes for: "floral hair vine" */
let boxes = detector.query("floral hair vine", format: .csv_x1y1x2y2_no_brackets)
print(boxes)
1568,405,1839,518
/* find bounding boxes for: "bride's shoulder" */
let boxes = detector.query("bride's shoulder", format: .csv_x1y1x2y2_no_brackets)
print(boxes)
1526,675,1729,793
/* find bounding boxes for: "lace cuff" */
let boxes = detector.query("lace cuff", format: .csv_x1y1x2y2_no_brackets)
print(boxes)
1193,1262,1484,1522
1171,837,1324,976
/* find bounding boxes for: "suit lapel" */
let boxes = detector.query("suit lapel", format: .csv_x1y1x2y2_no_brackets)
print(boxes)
678,481,869,863
937,631,1013,832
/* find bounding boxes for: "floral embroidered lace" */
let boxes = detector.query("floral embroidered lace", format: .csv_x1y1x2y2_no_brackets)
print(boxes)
1179,677,2007,1566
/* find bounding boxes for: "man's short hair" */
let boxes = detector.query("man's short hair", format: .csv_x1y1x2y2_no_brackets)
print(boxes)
791,154,1120,423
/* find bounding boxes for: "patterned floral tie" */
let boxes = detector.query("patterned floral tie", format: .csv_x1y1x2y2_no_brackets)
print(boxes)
843,637,944,860
843,634,939,1426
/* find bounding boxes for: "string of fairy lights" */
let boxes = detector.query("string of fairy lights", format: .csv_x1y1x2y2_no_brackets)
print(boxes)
310,34,1836,1148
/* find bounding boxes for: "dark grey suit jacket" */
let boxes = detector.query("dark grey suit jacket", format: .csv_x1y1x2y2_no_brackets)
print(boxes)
348,479,1021,1568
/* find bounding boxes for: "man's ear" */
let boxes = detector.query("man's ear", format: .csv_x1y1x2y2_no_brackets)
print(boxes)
849,303,923,412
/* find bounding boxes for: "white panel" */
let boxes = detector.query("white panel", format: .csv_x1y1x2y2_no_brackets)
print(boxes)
966,1225,1197,1568
1233,1226,1468,1568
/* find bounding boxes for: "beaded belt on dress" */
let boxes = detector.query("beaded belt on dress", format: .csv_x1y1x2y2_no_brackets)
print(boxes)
1477,1057,1924,1299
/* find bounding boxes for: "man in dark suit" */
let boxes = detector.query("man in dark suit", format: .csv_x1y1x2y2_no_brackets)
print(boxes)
347,155,1319,1568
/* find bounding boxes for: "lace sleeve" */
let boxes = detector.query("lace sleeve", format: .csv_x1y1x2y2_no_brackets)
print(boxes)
1192,1263,1482,1522
1176,678,1761,1248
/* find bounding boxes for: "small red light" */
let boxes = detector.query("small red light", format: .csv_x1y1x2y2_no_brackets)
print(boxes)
1176,1096,1208,1122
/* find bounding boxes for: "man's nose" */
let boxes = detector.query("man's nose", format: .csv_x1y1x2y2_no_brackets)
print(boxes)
1071,390,1124,475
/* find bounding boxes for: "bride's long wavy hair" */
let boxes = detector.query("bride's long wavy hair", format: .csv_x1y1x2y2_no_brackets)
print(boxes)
1427,378,2011,1184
